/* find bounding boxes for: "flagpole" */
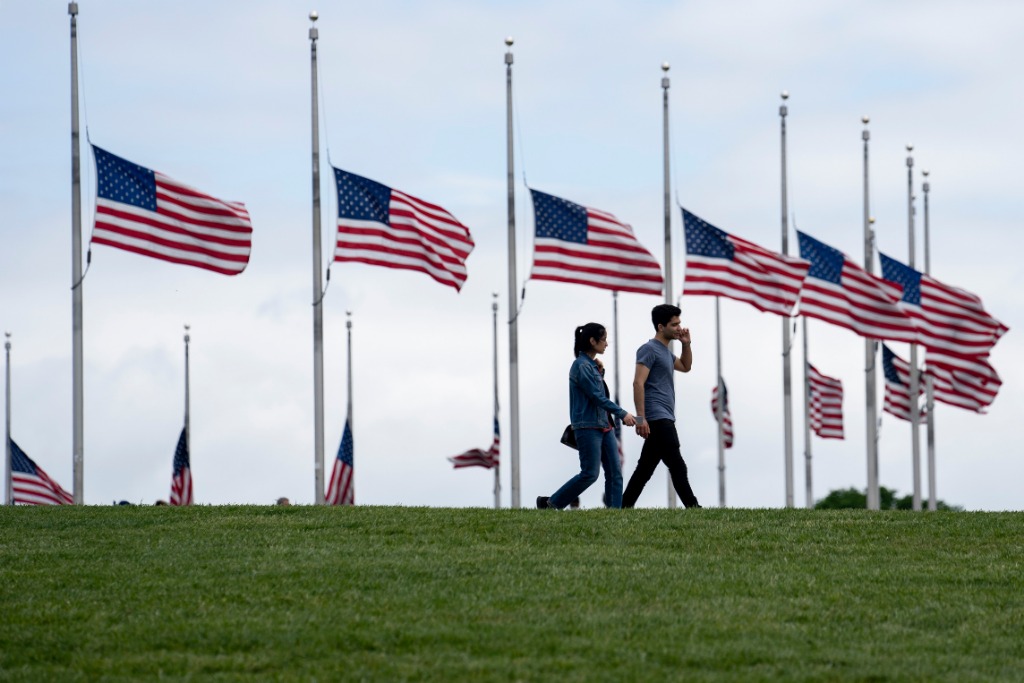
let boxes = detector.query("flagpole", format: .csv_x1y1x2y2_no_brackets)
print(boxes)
779,91,794,508
862,116,880,510
662,62,677,509
5,332,11,505
802,319,813,508
715,298,725,508
346,311,353,432
184,325,191,463
309,12,325,505
922,169,936,511
491,294,500,510
504,37,521,508
906,144,922,511
69,2,84,505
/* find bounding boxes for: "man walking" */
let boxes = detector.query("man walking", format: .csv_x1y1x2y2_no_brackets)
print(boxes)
622,304,702,508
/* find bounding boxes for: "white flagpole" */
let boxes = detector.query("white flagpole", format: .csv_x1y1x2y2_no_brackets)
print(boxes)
715,298,725,508
802,319,813,508
346,312,353,434
504,37,521,508
922,169,936,511
184,325,191,461
5,332,11,505
779,91,794,508
662,62,677,509
491,294,501,509
69,2,84,505
906,144,922,511
309,12,325,505
862,116,880,510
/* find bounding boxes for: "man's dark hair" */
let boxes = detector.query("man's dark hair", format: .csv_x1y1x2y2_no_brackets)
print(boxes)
651,304,681,331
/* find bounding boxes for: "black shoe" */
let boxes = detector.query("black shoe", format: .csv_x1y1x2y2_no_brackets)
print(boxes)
536,496,551,509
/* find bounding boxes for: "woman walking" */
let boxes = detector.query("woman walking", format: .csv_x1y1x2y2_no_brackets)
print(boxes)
538,323,636,509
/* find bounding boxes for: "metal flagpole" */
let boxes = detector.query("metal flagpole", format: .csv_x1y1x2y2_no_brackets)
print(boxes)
5,333,11,505
906,144,921,511
69,2,84,505
346,312,353,434
184,325,191,463
504,37,521,508
802,319,813,508
779,91,794,508
309,12,325,504
862,117,880,510
922,169,936,511
662,62,677,509
715,299,725,508
491,295,501,509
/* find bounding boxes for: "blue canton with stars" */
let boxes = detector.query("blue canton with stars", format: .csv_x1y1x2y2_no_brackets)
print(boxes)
336,419,354,466
681,208,735,260
881,345,904,385
93,145,157,211
334,168,392,223
797,231,844,284
8,439,38,475
173,428,190,475
878,253,922,305
531,189,588,242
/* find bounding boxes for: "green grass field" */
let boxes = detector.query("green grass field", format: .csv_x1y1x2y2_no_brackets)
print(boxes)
1,506,1022,682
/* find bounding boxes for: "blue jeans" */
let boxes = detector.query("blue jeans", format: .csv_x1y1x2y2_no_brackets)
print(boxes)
549,428,622,509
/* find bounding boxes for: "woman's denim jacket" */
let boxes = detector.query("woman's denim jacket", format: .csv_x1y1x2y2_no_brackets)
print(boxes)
569,354,626,429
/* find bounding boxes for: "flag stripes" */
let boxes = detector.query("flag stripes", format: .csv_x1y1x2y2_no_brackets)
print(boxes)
170,428,193,506
710,382,734,449
881,345,926,422
9,439,73,505
326,419,355,505
808,364,844,439
92,145,252,276
450,417,500,469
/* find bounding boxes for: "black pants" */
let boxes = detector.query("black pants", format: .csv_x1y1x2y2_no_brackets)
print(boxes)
622,419,699,508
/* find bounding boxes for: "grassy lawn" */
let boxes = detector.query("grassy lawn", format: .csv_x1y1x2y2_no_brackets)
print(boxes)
1,506,1022,681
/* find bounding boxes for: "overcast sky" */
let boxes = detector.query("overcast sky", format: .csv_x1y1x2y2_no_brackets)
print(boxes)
1,1,1020,510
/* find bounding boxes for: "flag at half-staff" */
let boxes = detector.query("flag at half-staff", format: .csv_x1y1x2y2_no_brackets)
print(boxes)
710,382,734,448
528,189,664,295
796,231,916,343
924,348,1002,413
333,168,475,292
681,208,809,316
881,345,927,422
9,439,73,505
91,145,253,276
326,419,354,506
169,428,193,506
808,364,844,439
449,417,500,469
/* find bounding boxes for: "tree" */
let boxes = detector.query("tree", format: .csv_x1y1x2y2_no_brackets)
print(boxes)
815,486,961,511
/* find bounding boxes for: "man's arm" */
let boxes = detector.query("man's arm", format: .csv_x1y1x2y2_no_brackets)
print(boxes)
674,327,693,373
633,363,651,438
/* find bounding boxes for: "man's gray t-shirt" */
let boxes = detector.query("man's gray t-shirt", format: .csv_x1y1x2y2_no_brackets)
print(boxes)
636,338,675,421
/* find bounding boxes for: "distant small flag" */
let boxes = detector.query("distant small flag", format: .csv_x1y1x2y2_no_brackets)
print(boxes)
529,189,664,295
683,208,809,317
710,381,734,449
879,253,1008,355
92,145,252,276
449,416,500,469
9,439,73,505
796,232,917,342
326,419,355,505
170,428,193,506
881,345,926,422
808,364,844,439
333,168,475,292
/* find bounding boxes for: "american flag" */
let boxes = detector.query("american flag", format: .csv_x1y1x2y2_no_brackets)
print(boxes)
881,344,927,422
808,364,844,439
529,189,663,295
326,419,355,505
333,168,475,292
449,416,500,469
9,439,73,505
92,145,252,276
925,348,1002,413
879,253,1008,356
170,428,193,506
682,208,809,316
710,381,734,449
796,232,917,342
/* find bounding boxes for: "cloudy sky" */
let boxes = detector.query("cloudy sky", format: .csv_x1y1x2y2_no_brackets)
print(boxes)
2,1,1020,510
